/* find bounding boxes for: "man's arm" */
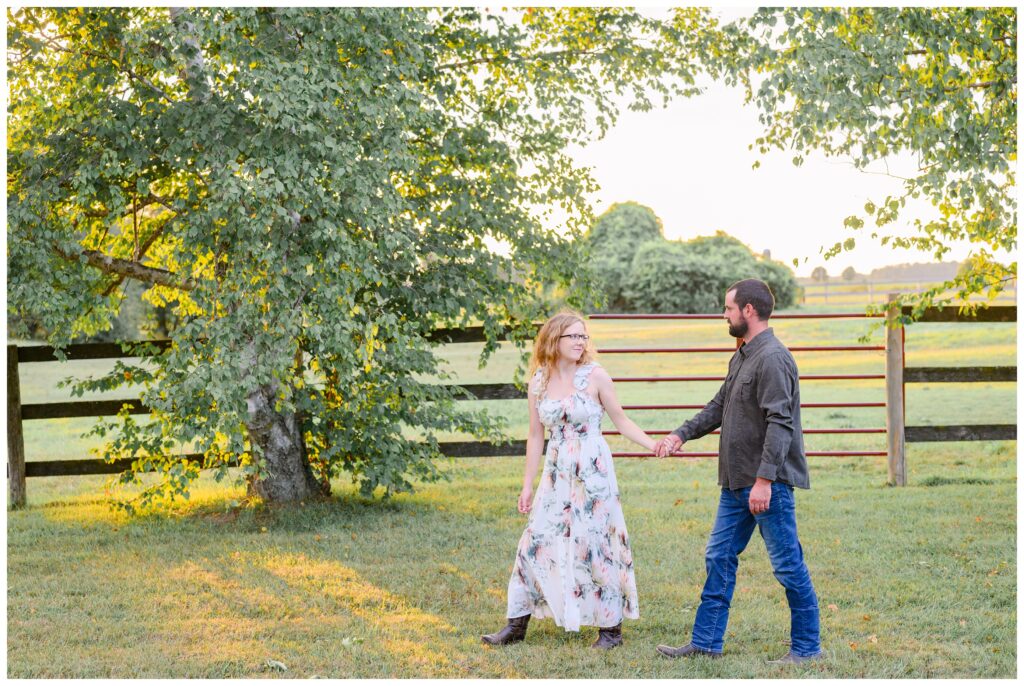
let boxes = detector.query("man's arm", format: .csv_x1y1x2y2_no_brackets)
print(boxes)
671,380,726,443
755,352,797,481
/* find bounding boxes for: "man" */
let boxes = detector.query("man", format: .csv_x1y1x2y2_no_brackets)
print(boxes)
654,278,823,664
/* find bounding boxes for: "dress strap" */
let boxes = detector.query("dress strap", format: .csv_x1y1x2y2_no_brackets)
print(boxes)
573,363,599,391
529,368,546,397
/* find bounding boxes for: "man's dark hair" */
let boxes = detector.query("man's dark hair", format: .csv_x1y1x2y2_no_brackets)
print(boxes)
727,279,775,320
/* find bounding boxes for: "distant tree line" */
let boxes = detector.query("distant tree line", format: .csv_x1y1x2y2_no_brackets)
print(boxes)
804,261,965,284
584,202,799,313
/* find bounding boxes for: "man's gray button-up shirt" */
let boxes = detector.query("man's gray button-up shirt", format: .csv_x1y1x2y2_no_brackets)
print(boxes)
671,327,810,490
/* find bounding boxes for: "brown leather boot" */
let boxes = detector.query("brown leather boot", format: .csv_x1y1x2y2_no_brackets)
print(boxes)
481,614,530,645
591,623,623,649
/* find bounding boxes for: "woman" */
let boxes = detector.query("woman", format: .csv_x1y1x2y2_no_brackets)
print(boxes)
481,310,658,649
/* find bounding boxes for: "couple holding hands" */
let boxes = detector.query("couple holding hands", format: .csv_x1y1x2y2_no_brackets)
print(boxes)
481,279,823,664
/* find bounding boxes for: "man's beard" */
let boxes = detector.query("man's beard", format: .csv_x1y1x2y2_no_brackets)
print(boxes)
728,315,749,338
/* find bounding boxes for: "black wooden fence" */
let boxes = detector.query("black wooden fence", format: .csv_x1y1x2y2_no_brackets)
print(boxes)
6,304,1016,506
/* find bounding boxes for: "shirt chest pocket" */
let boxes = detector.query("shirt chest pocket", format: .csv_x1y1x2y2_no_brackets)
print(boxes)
735,373,756,401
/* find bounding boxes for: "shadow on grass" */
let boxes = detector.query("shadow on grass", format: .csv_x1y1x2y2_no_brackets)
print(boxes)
11,487,528,677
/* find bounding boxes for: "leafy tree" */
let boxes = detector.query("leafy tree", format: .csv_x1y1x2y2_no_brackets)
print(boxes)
754,258,800,309
841,266,858,282
811,267,830,283
682,231,756,265
685,232,799,309
8,7,713,508
624,240,722,314
706,7,1016,318
624,231,798,312
583,202,664,311
8,280,151,342
6,312,48,342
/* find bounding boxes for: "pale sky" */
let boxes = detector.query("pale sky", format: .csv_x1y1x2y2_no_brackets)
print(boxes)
565,6,1003,278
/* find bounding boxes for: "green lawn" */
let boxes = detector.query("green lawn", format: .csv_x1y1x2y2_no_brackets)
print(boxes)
6,313,1017,677
6,445,1016,678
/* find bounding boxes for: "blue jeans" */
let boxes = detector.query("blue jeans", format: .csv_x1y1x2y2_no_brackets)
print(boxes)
690,482,821,656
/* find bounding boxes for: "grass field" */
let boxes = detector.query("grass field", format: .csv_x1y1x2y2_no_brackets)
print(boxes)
6,310,1017,677
797,279,1017,307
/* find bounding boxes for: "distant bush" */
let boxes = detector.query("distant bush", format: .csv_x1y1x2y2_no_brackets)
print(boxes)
584,202,664,311
623,231,799,313
754,258,800,311
624,240,723,313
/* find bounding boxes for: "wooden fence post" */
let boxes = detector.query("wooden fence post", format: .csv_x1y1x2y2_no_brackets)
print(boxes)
7,345,27,508
885,294,907,486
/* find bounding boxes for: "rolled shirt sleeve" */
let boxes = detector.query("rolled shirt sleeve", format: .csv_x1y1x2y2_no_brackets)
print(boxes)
755,352,797,481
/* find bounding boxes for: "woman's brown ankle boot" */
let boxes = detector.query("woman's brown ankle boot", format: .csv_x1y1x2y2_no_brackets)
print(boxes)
591,623,623,649
481,614,530,645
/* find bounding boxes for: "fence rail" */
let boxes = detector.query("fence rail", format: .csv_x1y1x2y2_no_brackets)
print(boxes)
904,425,1017,442
903,367,1017,383
17,362,1017,421
6,304,1017,505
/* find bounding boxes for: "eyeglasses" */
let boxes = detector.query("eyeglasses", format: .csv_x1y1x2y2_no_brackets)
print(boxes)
559,334,590,342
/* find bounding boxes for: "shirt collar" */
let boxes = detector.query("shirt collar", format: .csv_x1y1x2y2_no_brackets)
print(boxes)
738,327,775,357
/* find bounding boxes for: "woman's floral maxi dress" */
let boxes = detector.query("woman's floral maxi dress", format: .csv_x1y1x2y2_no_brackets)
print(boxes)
505,363,639,630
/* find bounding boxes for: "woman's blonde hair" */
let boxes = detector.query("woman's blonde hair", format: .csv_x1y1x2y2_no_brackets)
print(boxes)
527,309,596,395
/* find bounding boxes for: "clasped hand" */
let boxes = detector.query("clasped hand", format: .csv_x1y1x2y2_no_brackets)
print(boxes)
654,433,684,457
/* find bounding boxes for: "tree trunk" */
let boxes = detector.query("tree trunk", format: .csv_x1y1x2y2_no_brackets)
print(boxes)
245,381,322,502
242,343,322,502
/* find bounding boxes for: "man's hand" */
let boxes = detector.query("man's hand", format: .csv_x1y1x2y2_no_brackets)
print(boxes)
655,434,684,457
748,477,773,514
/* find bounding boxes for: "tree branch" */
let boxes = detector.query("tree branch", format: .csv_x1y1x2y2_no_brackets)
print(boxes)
83,193,174,218
962,79,1014,90
53,243,194,291
100,214,179,296
122,63,175,103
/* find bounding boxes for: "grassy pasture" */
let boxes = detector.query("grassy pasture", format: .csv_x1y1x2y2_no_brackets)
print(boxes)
6,312,1016,677
797,280,1017,307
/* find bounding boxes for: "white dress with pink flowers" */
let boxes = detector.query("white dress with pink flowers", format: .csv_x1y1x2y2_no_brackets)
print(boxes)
505,363,639,630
